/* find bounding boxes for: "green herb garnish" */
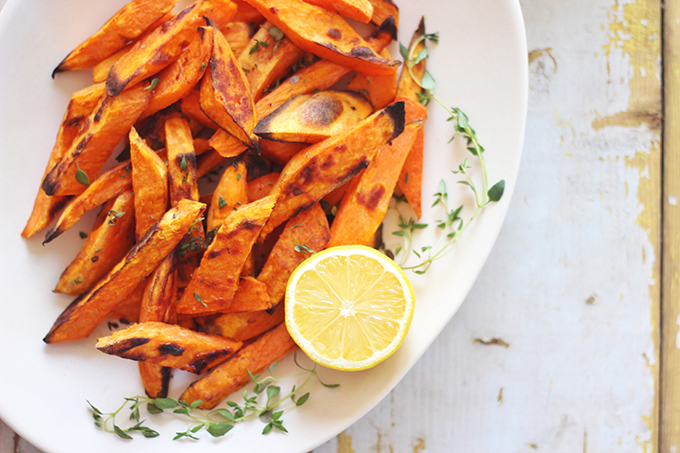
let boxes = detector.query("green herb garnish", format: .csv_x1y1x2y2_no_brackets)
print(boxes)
88,354,338,441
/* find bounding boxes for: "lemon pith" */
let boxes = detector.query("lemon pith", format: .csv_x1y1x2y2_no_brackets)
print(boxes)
285,245,415,371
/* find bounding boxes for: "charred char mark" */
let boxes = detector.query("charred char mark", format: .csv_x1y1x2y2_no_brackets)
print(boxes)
103,337,150,355
299,156,318,184
372,16,398,42
190,349,231,374
327,28,341,40
159,342,185,356
384,101,405,138
357,183,386,211
302,96,343,127
93,98,109,122
269,6,278,14
106,73,128,97
349,46,374,59
291,201,316,218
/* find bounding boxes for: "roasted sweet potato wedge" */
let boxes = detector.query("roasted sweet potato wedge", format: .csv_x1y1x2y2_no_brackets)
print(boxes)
257,202,330,304
43,199,206,344
55,190,136,295
129,127,169,241
180,322,297,409
396,17,426,103
196,302,284,341
96,321,242,374
243,0,398,76
108,281,146,322
180,89,219,129
254,15,396,119
328,119,422,247
53,0,177,76
254,90,373,143
199,25,258,149
106,0,238,96
237,22,306,102
207,158,248,232
233,0,266,24
139,26,214,119
177,195,276,315
166,117,200,206
396,97,428,219
303,0,373,23
22,83,107,238
41,83,151,197
43,160,133,244
260,101,405,239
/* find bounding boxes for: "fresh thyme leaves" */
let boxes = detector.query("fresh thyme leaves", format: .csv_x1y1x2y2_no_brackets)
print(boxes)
192,292,207,307
89,354,338,441
75,161,90,186
390,23,505,274
145,77,160,91
293,242,314,255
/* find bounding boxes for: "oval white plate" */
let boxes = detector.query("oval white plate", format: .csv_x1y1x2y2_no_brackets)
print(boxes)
0,1,527,452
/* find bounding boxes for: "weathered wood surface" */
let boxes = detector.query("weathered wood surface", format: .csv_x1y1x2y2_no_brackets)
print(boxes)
0,0,672,452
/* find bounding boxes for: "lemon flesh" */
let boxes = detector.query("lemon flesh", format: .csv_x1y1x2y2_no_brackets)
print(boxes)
285,246,415,371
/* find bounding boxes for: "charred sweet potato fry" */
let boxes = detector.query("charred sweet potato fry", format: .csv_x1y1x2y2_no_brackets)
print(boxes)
96,321,242,374
303,0,373,23
43,160,133,244
176,195,276,315
254,16,396,118
254,90,373,143
91,12,176,83
260,101,405,239
41,83,151,197
180,322,297,409
207,129,248,158
55,190,136,295
22,83,107,238
207,158,248,232
328,119,422,247
140,254,177,324
196,302,284,341
243,0,398,76
199,26,258,149
367,0,398,27
166,117,200,206
395,97,428,218
237,22,306,102
247,172,279,201
140,26,214,119
257,202,330,304
395,20,429,218
346,49,397,110
43,199,206,344
106,0,237,96
53,0,177,76
129,127,169,241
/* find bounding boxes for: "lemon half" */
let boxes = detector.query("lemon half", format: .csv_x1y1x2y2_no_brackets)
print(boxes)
285,245,415,371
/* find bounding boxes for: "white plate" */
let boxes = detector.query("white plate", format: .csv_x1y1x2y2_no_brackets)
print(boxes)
0,1,527,452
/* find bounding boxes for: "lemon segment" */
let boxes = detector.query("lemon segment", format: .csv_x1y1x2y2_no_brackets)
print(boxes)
285,245,415,371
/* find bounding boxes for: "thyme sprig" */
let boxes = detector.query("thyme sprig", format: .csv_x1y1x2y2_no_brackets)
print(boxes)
391,24,505,274
88,354,337,441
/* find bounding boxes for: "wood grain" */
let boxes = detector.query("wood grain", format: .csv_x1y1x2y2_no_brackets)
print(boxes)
661,0,680,450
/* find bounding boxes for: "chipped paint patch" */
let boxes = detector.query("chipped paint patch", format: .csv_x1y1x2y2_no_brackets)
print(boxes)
336,431,356,453
412,437,425,453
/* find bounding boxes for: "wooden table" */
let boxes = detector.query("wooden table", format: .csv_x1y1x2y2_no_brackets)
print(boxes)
2,0,678,451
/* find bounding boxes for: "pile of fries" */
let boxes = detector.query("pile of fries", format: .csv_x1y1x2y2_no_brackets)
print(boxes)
23,0,429,409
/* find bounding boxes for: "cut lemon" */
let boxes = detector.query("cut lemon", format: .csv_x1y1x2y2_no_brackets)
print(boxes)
285,245,415,371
